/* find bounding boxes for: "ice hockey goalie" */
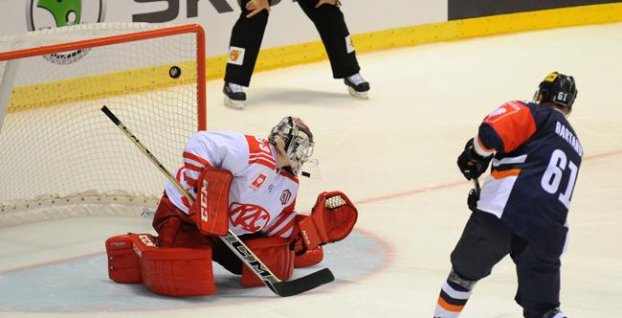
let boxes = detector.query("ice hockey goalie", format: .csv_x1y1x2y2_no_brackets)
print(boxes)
105,116,358,297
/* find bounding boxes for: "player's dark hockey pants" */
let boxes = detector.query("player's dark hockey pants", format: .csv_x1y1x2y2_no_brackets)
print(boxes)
224,0,361,87
450,211,562,318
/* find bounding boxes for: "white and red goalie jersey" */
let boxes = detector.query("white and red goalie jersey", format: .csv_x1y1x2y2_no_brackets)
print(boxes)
165,131,299,238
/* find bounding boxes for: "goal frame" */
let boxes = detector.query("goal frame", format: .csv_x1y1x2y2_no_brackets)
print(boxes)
0,23,207,224
0,23,206,130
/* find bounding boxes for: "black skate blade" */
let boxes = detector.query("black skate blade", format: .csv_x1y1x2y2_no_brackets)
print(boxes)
272,268,335,297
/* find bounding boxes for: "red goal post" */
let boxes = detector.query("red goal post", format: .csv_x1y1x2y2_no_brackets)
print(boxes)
0,23,206,225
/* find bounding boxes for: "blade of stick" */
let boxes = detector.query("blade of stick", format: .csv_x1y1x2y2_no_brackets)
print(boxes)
272,268,335,297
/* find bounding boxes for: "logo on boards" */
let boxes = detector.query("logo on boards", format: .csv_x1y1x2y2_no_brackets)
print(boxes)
27,0,107,64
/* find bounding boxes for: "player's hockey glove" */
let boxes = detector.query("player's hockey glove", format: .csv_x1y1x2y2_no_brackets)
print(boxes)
457,138,492,180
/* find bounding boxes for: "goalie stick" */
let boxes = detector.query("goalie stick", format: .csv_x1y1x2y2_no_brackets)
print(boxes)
100,105,335,297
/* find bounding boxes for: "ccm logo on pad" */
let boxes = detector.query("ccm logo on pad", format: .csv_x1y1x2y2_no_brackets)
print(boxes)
200,178,209,223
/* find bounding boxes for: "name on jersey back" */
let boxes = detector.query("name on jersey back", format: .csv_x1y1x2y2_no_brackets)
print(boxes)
555,121,583,157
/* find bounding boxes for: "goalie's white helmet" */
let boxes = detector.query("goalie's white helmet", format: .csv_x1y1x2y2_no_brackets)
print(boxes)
269,116,314,174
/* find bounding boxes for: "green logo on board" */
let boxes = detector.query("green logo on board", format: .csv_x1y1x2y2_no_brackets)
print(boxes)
26,0,106,64
37,0,82,27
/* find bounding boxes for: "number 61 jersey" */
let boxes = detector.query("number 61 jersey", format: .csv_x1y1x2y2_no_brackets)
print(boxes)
474,100,583,256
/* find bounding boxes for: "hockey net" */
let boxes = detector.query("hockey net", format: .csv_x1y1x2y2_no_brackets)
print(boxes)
0,23,206,226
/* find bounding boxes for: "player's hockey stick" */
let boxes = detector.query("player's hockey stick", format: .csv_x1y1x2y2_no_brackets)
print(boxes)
101,105,334,297
472,178,481,194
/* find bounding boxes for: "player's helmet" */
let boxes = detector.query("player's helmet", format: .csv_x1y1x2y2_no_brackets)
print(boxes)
535,71,578,109
269,116,314,173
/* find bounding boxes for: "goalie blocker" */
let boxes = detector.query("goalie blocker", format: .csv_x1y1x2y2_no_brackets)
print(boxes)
105,169,358,296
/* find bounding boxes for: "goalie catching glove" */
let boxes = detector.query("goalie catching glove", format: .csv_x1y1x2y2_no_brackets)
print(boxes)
295,191,358,251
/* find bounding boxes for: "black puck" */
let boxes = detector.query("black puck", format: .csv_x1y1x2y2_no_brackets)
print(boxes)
169,66,181,79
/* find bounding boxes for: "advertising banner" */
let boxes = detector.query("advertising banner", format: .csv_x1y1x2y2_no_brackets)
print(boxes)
0,0,445,57
448,0,619,20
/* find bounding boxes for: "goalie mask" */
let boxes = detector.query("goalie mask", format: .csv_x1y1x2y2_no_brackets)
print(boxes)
534,71,578,109
269,116,314,175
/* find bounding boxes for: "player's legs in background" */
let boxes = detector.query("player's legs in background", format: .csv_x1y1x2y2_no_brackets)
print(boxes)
511,240,565,318
434,211,513,318
296,0,370,98
223,0,270,109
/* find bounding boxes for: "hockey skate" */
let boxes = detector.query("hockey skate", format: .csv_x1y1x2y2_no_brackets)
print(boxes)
223,82,246,109
542,308,567,318
344,73,370,99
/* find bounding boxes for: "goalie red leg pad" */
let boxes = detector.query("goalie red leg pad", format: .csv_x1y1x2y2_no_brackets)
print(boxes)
294,245,324,268
240,236,295,288
140,245,216,297
153,193,211,248
105,234,143,284
191,168,233,236
105,233,158,283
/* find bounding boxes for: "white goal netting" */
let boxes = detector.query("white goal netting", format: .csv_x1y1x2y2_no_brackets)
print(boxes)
0,23,205,225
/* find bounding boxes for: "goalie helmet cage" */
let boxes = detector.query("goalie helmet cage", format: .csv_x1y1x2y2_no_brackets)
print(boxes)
0,23,206,226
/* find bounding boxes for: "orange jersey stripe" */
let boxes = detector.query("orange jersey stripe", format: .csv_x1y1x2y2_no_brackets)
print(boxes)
437,296,465,312
491,168,521,179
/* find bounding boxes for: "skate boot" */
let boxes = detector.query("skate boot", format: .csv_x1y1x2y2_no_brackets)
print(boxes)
223,82,246,109
344,73,370,99
542,308,567,318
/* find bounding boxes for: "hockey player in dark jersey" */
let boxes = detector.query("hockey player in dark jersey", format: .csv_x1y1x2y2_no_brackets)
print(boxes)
222,0,370,109
433,72,581,318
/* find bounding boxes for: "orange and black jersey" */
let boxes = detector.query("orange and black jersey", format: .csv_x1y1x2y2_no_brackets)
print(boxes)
473,100,583,256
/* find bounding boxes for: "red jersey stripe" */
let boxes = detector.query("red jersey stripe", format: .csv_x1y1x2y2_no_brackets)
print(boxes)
183,160,203,172
181,196,191,210
279,170,299,183
249,158,276,170
272,221,295,238
183,151,213,169
185,176,198,188
265,211,292,233
175,168,184,181
249,153,276,164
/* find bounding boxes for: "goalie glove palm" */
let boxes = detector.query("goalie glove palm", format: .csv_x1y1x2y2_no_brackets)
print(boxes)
297,191,358,250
